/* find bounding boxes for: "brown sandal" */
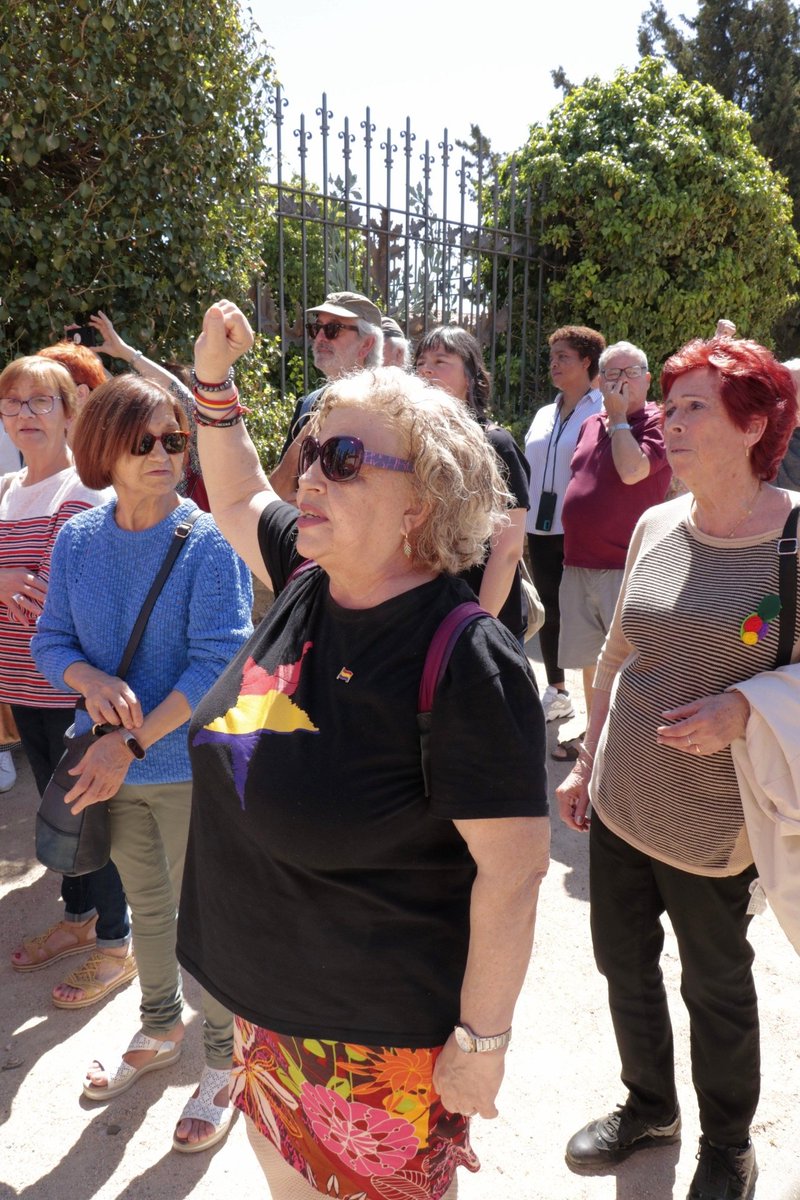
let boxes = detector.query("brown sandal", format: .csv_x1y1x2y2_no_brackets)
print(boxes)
11,915,98,972
52,947,138,1010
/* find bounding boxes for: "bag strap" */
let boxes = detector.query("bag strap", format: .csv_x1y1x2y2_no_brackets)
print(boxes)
417,601,490,797
285,558,317,588
776,505,800,668
116,512,200,679
75,511,199,714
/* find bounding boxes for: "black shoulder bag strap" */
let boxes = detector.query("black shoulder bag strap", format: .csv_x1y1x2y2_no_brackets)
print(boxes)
775,505,800,668
76,512,200,714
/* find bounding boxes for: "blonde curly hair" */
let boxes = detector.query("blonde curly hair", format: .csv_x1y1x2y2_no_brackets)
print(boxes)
307,368,512,574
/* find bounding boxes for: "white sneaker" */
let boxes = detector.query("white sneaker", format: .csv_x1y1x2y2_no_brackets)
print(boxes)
0,750,16,793
542,686,575,722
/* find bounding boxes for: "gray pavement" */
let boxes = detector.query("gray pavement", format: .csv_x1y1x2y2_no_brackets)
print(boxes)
2,647,800,1198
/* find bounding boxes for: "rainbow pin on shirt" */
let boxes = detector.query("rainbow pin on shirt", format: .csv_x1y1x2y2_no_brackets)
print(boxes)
740,594,781,646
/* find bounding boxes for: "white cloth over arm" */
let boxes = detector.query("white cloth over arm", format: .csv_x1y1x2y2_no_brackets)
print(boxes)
730,664,800,954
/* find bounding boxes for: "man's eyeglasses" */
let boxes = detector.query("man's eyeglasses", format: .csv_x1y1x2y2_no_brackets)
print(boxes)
601,366,646,381
298,435,414,482
132,431,190,456
0,394,59,416
306,321,359,342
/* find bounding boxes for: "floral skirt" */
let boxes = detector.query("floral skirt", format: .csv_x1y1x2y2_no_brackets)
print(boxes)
231,1018,480,1199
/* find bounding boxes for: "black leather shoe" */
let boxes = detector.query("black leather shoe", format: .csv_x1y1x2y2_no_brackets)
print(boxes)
687,1136,757,1199
566,1103,681,1170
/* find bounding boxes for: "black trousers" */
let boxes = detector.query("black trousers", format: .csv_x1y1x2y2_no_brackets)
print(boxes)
589,812,760,1145
12,703,129,943
527,532,565,687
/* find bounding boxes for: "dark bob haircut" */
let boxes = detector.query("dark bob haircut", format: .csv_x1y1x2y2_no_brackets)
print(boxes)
661,337,796,483
71,374,189,490
548,325,606,378
413,325,492,419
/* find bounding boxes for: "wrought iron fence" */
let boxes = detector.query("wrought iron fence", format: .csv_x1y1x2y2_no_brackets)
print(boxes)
257,88,552,420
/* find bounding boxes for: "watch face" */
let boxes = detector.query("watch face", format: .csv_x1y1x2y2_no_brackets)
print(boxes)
454,1025,474,1053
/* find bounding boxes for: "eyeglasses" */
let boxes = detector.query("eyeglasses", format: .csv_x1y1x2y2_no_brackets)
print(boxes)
298,435,414,482
0,394,59,416
132,430,190,456
306,321,359,342
601,366,646,381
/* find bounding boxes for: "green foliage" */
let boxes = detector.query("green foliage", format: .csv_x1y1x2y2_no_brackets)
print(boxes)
495,58,799,402
0,0,274,362
639,0,800,208
237,335,295,470
638,0,800,350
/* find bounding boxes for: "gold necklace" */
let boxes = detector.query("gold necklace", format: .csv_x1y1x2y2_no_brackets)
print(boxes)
694,483,762,539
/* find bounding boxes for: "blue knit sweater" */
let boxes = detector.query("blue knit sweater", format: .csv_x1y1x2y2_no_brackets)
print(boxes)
32,499,253,785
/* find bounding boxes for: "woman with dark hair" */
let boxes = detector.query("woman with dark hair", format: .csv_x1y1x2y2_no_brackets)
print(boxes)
523,325,605,721
32,374,252,1153
414,326,531,643
556,337,798,1200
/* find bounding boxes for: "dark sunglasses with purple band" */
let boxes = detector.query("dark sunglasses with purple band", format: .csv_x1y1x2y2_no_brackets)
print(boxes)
298,435,414,482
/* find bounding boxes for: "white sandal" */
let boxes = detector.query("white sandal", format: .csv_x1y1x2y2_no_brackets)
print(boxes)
172,1066,235,1153
83,1030,182,1100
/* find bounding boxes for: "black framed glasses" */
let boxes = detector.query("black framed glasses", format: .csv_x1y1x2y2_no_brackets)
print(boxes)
306,321,359,342
132,430,190,456
298,435,414,482
601,365,646,381
0,394,59,416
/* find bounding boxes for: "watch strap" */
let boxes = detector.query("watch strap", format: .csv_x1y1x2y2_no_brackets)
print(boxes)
455,1022,512,1053
609,422,632,434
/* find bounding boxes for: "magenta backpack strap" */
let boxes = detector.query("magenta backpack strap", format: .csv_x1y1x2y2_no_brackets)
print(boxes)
418,601,490,797
285,558,318,588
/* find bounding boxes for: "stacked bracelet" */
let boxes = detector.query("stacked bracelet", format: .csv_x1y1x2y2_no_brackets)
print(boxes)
193,405,245,428
191,367,235,393
192,384,240,410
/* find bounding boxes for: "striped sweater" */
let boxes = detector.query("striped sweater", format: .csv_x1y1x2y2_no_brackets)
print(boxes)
590,491,800,875
0,467,111,707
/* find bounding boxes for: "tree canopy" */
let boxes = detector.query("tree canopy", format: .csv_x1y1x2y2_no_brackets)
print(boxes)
495,57,799,398
639,0,800,231
0,0,273,359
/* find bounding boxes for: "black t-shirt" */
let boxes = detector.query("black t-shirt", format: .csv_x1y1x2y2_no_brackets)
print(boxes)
460,424,531,636
178,502,547,1047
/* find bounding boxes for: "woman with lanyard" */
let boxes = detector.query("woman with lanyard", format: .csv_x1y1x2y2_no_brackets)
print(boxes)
524,326,605,722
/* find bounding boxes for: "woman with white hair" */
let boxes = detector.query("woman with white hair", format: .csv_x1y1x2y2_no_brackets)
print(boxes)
176,301,550,1200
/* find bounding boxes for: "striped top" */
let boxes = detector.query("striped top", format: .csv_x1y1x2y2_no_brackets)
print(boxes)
0,467,111,707
590,492,800,876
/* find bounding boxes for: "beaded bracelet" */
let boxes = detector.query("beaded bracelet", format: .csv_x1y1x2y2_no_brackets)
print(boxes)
192,384,240,410
193,404,246,428
191,367,235,393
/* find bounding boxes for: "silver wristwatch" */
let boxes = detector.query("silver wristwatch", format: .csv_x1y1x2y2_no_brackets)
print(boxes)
453,1022,512,1054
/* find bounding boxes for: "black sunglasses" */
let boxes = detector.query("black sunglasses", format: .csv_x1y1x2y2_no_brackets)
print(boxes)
298,435,414,482
132,430,190,456
306,321,359,342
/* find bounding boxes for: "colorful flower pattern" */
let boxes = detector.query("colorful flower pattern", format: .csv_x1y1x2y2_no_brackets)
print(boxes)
232,1019,480,1199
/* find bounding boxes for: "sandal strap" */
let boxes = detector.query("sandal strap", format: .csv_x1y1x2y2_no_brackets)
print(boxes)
178,1066,231,1126
61,949,132,990
23,916,96,958
94,1033,179,1089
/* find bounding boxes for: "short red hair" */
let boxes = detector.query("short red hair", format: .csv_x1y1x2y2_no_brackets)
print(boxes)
661,338,796,482
38,341,108,391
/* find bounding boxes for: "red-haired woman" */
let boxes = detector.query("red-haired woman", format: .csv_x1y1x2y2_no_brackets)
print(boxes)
556,337,798,1200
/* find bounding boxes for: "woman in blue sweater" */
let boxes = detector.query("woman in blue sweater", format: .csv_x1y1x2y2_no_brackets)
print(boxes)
32,374,252,1154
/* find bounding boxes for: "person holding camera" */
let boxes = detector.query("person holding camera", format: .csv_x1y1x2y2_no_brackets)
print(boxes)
555,341,670,754
524,326,605,721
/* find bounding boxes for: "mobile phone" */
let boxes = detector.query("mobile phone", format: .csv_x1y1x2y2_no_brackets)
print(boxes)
535,490,557,532
68,323,100,347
